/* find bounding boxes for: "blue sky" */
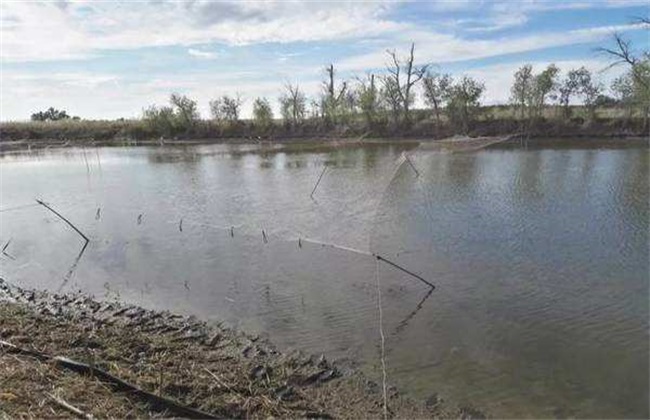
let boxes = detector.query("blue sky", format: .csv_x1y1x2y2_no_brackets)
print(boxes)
1,0,648,120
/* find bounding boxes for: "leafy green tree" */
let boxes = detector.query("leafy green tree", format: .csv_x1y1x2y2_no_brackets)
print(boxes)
170,93,199,129
423,72,452,123
143,93,199,136
142,105,176,137
558,67,589,118
356,74,381,127
510,65,534,119
612,60,650,123
445,76,485,133
559,67,602,119
252,97,274,131
31,107,71,121
510,64,558,122
379,76,403,125
599,23,649,127
320,64,348,125
530,64,560,118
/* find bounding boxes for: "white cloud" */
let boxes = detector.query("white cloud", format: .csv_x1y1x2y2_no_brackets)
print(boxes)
337,23,643,71
188,48,219,60
0,0,644,120
0,1,405,62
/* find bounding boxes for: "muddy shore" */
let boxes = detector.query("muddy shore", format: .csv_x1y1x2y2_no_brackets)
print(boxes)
0,278,485,419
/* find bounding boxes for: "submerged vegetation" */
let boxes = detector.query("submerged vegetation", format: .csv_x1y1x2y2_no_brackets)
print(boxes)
3,29,649,144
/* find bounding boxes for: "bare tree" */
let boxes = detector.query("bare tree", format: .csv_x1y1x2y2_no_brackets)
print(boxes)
279,83,306,127
210,94,242,122
597,25,649,91
598,18,649,127
321,64,348,124
382,43,429,125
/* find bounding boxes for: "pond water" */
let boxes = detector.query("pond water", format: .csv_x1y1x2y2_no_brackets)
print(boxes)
1,140,647,418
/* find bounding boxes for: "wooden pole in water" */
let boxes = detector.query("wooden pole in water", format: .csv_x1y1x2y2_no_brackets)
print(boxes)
36,199,89,243
299,237,435,290
374,255,434,289
310,166,328,198
404,154,420,177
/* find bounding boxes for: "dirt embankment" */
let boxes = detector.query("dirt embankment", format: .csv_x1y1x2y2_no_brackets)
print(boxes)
0,279,484,419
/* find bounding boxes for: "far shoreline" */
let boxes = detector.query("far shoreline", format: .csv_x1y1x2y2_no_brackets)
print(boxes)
0,133,647,154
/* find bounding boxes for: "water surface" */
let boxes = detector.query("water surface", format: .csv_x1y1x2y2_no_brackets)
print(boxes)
1,140,647,418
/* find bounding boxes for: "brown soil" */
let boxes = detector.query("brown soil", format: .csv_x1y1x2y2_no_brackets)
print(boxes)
0,279,481,419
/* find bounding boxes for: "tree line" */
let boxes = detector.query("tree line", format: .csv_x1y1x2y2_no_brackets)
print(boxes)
29,23,648,138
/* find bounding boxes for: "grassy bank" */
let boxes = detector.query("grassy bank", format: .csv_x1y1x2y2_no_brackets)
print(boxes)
0,106,647,150
0,279,481,419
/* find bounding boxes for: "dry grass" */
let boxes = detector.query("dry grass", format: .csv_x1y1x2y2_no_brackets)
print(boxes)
0,281,461,419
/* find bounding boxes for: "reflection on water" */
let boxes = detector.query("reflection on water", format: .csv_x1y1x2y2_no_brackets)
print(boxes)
0,140,647,418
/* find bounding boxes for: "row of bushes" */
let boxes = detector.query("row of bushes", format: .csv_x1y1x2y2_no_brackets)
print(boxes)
0,108,647,143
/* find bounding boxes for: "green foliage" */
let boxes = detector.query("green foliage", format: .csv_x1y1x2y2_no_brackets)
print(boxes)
612,59,650,120
444,76,485,133
252,97,273,131
31,107,72,122
356,74,382,127
143,93,199,137
559,67,592,118
510,64,559,121
379,76,403,125
320,64,349,125
423,72,452,123
510,65,534,119
142,105,175,137
631,59,650,111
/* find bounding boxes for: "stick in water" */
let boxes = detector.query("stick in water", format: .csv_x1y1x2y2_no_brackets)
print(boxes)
375,255,435,290
310,166,328,198
1,239,15,260
36,199,89,243
404,153,420,177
